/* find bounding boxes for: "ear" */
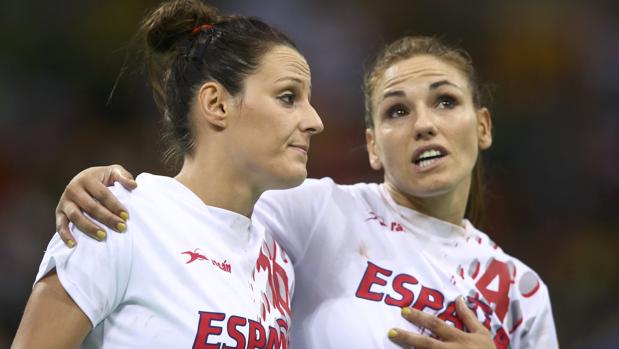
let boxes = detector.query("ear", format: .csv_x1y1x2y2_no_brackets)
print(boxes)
196,81,232,129
477,107,493,150
365,128,383,170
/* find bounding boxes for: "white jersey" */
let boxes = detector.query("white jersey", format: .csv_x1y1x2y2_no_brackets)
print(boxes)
254,178,558,349
35,173,294,349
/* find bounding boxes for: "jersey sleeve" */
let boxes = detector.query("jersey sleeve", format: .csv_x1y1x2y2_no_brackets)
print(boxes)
34,183,134,328
519,283,559,349
253,178,336,265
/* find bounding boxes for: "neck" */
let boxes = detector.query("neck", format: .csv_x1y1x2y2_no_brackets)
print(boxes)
384,179,470,227
175,153,261,218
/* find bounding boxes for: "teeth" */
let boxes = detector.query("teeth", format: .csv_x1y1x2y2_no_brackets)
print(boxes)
417,149,442,161
418,158,439,168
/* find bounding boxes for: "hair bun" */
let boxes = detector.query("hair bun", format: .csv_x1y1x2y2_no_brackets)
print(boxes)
142,0,219,53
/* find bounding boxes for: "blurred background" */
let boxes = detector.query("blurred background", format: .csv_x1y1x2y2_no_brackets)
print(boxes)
1,0,618,347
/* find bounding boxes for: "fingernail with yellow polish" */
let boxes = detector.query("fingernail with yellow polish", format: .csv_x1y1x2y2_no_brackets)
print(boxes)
67,239,76,248
388,329,398,339
97,230,107,240
401,307,412,316
130,180,138,188
119,211,129,221
117,222,126,233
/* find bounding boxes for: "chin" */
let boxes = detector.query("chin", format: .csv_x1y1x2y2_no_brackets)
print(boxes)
411,186,453,198
402,178,455,198
269,168,307,190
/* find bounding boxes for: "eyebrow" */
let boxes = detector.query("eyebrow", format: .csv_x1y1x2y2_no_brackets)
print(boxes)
275,76,305,84
275,76,312,98
382,90,406,100
381,79,462,101
429,80,461,90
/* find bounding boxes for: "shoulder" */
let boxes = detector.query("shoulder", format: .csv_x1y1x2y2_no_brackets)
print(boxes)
269,177,336,194
65,173,177,249
466,222,550,301
259,177,338,206
111,172,175,207
336,181,381,202
106,173,191,225
288,177,380,201
257,177,381,214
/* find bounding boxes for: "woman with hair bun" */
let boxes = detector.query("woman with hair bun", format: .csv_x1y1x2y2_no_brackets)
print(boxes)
12,0,323,347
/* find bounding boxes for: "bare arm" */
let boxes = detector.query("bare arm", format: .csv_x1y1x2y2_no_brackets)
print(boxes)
388,296,495,349
11,270,92,349
56,165,137,247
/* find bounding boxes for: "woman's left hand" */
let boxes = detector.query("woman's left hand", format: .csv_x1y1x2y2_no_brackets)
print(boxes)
388,296,495,349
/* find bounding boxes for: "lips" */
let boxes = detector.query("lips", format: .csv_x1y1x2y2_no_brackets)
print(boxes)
289,143,309,154
412,145,448,168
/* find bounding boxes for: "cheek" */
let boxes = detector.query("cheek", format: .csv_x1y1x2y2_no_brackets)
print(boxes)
452,119,481,161
377,128,409,170
240,105,285,143
231,121,281,167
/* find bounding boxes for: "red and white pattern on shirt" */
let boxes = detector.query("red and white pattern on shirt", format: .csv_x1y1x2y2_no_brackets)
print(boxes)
250,237,292,324
355,232,544,349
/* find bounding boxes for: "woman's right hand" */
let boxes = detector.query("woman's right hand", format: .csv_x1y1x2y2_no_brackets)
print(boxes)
56,165,137,247
388,297,496,349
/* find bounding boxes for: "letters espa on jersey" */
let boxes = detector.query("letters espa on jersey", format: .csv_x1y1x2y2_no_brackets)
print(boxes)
355,258,541,349
193,238,292,349
192,312,289,349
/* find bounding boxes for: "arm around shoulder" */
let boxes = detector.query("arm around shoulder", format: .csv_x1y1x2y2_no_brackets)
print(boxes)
254,178,337,262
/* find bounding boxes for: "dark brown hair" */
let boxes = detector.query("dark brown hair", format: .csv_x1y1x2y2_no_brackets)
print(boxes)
363,36,490,226
140,0,298,168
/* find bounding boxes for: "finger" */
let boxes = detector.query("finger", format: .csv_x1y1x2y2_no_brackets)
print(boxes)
456,296,488,334
55,213,77,248
87,180,130,224
108,165,137,190
70,186,125,233
64,202,107,241
388,327,444,349
401,307,457,341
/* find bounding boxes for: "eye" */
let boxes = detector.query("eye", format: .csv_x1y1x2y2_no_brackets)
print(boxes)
436,95,457,109
277,92,296,106
386,104,409,118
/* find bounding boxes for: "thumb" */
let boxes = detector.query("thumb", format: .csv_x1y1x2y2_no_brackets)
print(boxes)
456,296,487,333
107,164,137,190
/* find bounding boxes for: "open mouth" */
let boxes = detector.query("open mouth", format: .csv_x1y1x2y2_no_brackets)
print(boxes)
413,149,446,168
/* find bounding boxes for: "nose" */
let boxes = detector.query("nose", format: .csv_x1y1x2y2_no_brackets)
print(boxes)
413,106,437,141
302,104,324,135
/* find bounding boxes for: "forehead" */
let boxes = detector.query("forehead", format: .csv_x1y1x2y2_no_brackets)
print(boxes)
378,55,467,93
253,45,311,81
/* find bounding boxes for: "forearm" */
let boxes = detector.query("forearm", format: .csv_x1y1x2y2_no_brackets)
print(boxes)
12,271,92,349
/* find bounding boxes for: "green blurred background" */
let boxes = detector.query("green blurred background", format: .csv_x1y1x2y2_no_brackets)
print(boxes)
1,0,618,347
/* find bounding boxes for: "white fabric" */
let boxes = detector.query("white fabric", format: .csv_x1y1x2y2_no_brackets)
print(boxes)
35,173,294,348
254,178,558,349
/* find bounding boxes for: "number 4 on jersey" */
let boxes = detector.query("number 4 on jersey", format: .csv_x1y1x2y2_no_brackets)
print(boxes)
474,259,511,322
